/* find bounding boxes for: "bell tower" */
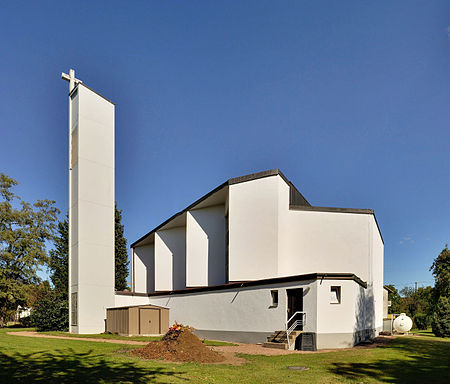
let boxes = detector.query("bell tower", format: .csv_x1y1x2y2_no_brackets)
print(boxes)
62,69,115,333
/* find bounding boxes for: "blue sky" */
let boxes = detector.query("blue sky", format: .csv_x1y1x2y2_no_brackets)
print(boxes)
1,1,448,289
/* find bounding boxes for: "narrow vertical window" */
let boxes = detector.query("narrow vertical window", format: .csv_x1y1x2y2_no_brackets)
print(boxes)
271,290,278,307
330,286,341,304
71,292,78,325
70,127,78,169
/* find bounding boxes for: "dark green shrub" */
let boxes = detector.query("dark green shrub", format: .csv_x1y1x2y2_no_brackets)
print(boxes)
414,313,430,330
431,296,450,338
31,290,68,332
19,315,32,327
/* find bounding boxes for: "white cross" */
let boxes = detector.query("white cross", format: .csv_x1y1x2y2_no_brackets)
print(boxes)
61,68,82,92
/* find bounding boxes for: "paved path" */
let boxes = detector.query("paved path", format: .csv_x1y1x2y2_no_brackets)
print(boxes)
6,331,148,345
211,343,307,356
211,336,394,356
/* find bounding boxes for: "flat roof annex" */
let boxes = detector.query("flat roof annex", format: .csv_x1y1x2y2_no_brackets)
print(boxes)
116,272,368,297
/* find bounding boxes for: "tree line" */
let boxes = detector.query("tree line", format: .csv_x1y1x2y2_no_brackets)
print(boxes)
386,245,449,337
0,173,129,330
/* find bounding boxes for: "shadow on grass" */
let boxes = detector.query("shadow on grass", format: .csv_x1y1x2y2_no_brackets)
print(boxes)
329,338,450,384
0,348,184,383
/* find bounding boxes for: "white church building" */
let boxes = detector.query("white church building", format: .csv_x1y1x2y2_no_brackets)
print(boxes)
116,169,384,350
63,71,384,350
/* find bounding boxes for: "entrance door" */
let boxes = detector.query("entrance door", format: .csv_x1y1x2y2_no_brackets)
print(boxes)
287,288,303,329
139,308,160,335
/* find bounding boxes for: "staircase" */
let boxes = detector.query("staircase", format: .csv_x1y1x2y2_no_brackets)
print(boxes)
263,330,303,350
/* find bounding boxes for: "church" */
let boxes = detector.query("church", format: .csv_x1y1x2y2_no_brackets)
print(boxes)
63,71,384,351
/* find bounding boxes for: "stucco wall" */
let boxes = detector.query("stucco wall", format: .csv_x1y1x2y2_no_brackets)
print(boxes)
134,245,154,293
315,279,374,349
371,215,384,332
228,176,281,281
186,205,226,287
280,210,372,282
155,227,186,291
115,280,317,337
69,84,115,334
383,288,389,319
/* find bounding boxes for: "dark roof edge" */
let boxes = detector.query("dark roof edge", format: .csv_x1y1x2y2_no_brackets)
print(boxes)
383,285,395,293
116,272,367,298
228,169,281,185
106,303,168,310
70,83,116,105
290,205,384,244
130,180,228,247
290,205,374,214
131,169,308,247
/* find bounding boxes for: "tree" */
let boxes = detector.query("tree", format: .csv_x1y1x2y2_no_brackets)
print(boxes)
430,245,449,299
49,217,69,298
430,245,450,337
385,284,402,314
431,296,450,337
32,217,69,332
30,282,68,331
115,204,129,291
0,173,59,326
400,286,434,318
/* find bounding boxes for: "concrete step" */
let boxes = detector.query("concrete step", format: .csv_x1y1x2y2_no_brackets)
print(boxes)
262,342,288,350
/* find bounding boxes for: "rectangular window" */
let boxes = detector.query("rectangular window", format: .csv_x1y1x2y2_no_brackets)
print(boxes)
71,292,78,325
330,286,341,304
270,290,278,307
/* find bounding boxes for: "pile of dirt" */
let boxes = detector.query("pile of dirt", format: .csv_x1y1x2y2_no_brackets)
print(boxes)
131,329,225,363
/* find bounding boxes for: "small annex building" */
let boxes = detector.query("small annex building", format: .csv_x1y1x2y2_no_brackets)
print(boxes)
106,304,169,336
114,169,385,350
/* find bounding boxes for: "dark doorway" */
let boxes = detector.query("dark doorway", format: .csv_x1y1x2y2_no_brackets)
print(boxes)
287,288,303,328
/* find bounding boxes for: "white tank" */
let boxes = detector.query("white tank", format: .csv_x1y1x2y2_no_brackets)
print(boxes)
393,313,413,333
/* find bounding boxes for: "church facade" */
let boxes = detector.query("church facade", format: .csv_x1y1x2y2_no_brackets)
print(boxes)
116,169,384,350
62,74,383,350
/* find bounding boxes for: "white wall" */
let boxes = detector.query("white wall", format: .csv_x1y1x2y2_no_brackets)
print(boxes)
186,205,226,287
316,280,360,335
315,279,376,348
371,216,384,333
277,177,291,275
115,294,152,307
155,227,186,291
120,280,317,334
69,84,115,334
134,245,154,293
280,211,372,282
228,176,281,281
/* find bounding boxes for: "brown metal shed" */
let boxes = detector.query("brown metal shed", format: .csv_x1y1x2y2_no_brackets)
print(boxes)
106,305,169,336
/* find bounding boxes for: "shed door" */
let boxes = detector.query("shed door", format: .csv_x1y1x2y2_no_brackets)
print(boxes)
139,309,160,334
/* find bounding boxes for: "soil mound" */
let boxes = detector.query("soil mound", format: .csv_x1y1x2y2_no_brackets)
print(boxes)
131,329,224,363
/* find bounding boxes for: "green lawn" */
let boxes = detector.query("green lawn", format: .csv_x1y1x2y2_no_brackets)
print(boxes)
1,327,449,383
41,331,237,346
411,327,436,337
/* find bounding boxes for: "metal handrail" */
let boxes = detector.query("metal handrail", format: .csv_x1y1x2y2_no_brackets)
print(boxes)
286,311,306,350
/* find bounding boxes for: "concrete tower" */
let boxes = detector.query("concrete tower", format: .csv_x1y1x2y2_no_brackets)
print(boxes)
62,69,115,333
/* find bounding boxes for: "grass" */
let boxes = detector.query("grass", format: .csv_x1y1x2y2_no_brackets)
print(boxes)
41,330,237,346
42,331,162,342
410,327,437,337
1,327,449,383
